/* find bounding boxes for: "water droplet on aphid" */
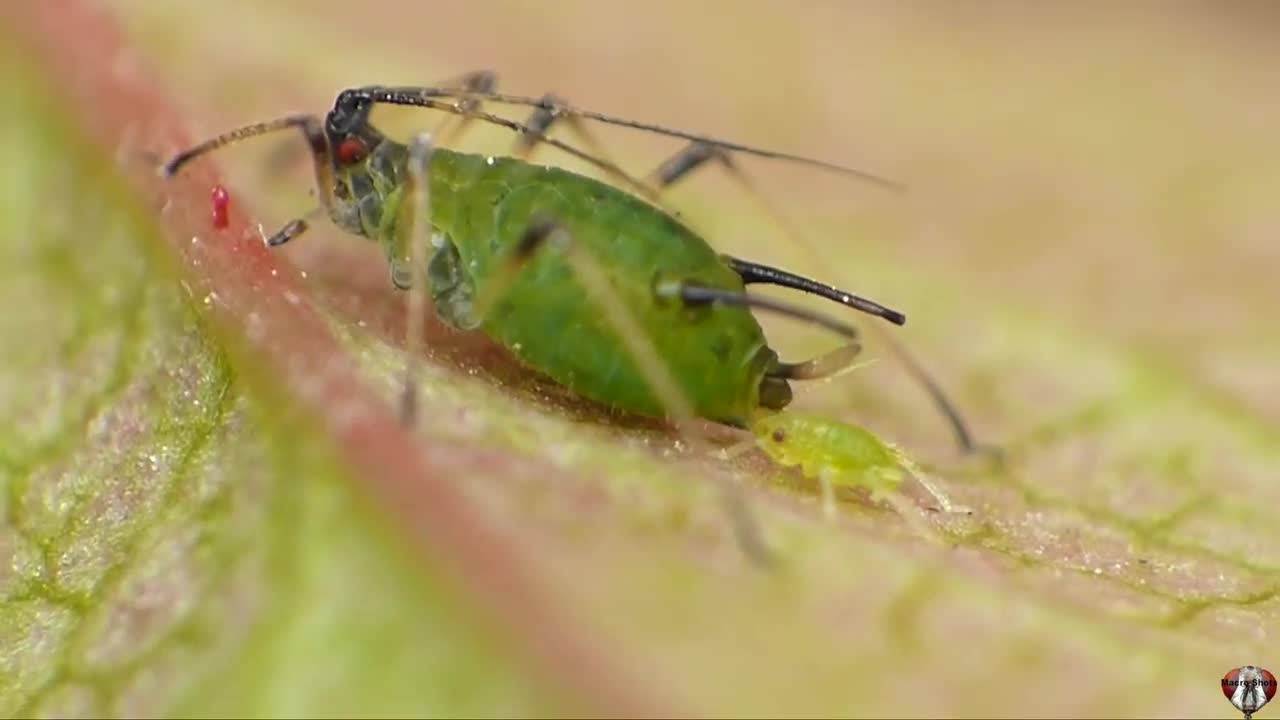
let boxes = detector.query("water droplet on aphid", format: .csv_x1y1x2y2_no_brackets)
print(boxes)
190,236,199,244
486,156,495,165
300,270,309,280
271,269,278,277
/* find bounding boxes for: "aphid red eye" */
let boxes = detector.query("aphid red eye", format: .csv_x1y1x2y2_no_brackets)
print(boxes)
337,137,368,164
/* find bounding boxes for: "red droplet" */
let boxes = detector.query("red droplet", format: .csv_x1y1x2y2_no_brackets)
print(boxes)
211,184,230,230
337,137,367,164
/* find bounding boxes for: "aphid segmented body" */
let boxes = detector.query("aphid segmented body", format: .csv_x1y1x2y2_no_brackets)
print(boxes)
750,410,962,520
338,141,788,424
164,75,940,431
164,72,985,552
753,411,906,498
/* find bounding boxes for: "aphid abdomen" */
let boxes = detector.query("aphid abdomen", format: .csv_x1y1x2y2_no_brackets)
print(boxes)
431,152,776,424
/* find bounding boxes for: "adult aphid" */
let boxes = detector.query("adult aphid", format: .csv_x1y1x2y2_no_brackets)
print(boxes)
164,72,983,557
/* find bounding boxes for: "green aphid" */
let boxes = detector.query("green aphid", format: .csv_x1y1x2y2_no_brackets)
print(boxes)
750,411,962,521
164,72,982,559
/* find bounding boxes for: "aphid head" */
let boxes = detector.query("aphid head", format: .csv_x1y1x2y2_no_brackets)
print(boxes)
747,412,792,452
327,89,373,136
325,89,387,167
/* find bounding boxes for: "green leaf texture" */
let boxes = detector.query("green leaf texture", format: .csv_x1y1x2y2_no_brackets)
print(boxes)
3,2,1278,717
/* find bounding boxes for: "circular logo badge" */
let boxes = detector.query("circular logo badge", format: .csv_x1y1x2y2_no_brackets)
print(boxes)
1223,666,1278,718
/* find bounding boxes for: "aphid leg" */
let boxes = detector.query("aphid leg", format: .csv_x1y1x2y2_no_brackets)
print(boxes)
645,141,986,457
877,489,949,546
881,444,970,516
509,93,623,172
420,75,624,186
729,256,993,458
431,70,499,148
862,328,983,455
652,277,873,521
164,114,344,252
650,280,863,368
655,280,949,526
264,206,329,247
652,146,975,454
410,85,985,455
366,86,902,188
397,132,436,426
335,87,665,206
647,140,812,244
256,73,493,179
472,218,776,568
817,468,838,522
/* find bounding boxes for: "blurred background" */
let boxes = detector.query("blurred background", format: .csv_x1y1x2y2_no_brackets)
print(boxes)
3,1,1278,716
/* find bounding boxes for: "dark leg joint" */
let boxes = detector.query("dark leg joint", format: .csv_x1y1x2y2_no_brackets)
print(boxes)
651,141,725,189
514,93,566,156
267,218,309,247
456,70,497,98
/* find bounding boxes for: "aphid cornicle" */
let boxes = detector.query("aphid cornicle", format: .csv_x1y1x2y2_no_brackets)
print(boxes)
163,71,979,450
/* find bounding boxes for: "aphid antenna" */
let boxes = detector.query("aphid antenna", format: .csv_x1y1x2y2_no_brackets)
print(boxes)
367,86,907,193
336,88,667,206
162,115,323,177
